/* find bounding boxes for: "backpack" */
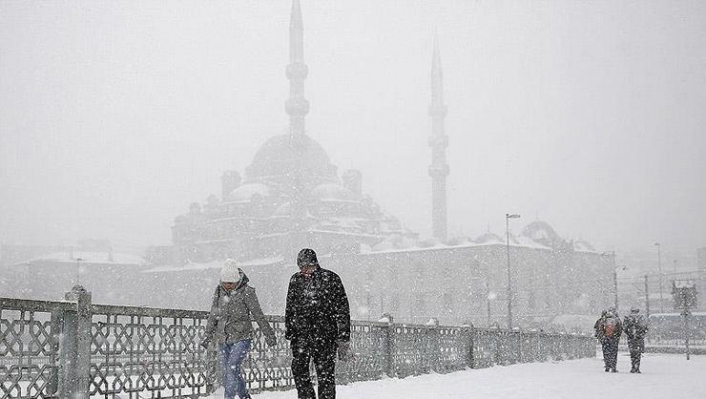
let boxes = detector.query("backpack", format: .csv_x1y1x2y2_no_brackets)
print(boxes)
604,317,618,337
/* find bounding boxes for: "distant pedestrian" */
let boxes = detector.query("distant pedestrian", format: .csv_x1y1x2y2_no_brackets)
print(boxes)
623,306,648,373
285,248,351,399
596,307,622,372
202,259,277,399
594,310,607,338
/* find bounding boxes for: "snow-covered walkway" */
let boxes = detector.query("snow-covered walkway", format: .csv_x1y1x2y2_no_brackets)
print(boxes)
210,352,706,399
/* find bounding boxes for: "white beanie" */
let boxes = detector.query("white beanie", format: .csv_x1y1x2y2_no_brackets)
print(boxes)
220,259,241,283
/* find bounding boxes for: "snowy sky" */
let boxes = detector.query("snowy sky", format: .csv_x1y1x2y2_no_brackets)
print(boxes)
1,1,705,256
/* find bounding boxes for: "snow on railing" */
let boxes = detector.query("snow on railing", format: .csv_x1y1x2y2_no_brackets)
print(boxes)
1,288,595,399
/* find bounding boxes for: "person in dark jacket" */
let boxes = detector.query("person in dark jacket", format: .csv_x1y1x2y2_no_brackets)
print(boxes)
285,248,351,399
597,307,622,372
202,259,277,399
623,306,648,373
594,309,607,339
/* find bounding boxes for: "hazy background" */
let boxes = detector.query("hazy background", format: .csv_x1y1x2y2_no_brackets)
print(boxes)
1,0,705,258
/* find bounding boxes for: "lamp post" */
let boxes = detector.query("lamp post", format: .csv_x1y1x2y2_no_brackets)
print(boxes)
506,213,520,329
75,257,83,287
601,252,619,312
655,243,663,313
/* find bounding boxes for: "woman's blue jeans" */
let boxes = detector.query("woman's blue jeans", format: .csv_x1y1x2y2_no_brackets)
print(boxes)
219,340,252,399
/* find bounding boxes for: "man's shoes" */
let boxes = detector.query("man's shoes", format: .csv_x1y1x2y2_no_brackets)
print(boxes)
605,367,610,372
611,368,618,373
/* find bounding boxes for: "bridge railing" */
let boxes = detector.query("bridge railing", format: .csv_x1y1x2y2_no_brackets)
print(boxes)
1,288,595,399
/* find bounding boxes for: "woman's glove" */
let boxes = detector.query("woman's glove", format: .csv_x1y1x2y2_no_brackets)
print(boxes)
266,335,277,348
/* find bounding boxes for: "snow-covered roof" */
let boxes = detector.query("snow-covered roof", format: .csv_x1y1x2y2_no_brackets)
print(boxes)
22,251,146,266
512,235,551,250
142,256,285,273
573,240,597,253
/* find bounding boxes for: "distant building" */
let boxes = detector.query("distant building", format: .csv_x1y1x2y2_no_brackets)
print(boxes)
164,1,412,267
3,243,148,304
0,2,617,331
139,1,616,329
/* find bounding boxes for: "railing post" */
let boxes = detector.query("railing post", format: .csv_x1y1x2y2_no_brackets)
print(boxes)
428,318,440,373
383,314,395,377
46,308,63,396
462,322,474,369
58,285,92,399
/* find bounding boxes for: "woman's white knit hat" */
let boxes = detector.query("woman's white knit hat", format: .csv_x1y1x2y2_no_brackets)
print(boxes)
220,259,241,283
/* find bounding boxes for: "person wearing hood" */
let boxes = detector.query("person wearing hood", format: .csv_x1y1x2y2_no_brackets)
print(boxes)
623,306,649,373
597,307,622,372
202,259,277,399
285,248,351,399
594,309,607,339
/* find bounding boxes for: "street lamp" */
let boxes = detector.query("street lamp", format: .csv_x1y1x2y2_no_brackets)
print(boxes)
75,257,83,287
601,252,619,311
655,243,663,313
487,291,496,327
506,213,520,329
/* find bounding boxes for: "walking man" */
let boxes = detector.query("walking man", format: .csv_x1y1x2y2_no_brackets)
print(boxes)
623,306,648,373
597,307,622,372
285,248,351,399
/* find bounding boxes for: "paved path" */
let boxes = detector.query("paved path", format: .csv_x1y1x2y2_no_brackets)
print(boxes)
209,352,706,399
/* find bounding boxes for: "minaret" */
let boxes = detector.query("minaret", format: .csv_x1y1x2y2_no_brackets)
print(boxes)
285,0,310,136
428,34,449,241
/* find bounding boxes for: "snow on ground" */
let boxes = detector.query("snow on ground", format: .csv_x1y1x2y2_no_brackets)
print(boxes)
210,352,706,399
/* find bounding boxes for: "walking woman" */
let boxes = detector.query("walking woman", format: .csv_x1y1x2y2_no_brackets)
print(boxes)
202,259,277,399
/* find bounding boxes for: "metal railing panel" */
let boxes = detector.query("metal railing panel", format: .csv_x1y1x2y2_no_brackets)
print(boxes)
0,298,69,399
1,295,597,399
88,307,212,398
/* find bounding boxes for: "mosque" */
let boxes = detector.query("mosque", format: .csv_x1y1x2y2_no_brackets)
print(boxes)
166,1,412,265
143,0,616,329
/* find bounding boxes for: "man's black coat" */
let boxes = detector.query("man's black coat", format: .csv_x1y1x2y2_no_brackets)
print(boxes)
285,267,351,343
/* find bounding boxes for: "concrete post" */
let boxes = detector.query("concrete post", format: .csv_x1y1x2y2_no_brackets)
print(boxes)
58,285,92,399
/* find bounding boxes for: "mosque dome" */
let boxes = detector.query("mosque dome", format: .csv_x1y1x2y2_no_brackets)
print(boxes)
273,202,292,217
312,183,356,202
521,221,562,247
245,134,338,185
228,183,271,203
474,232,506,245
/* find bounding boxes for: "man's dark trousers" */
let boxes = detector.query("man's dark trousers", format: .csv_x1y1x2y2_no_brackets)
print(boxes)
291,338,337,399
603,338,619,370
